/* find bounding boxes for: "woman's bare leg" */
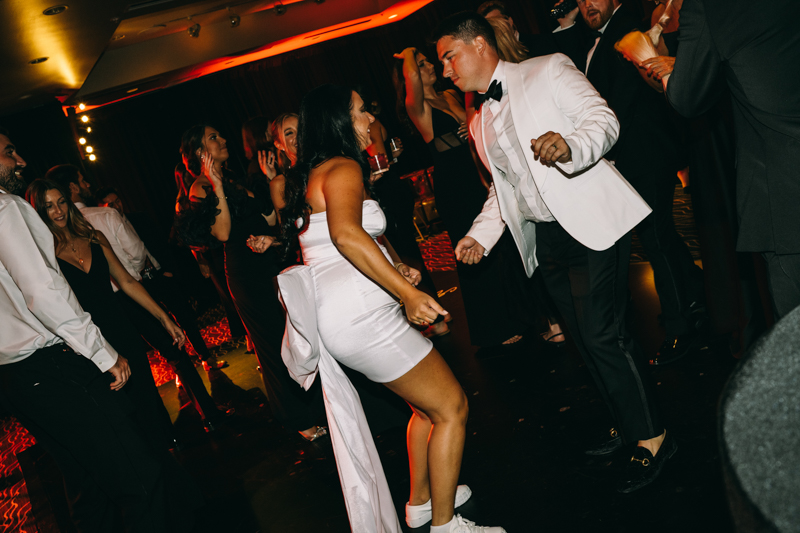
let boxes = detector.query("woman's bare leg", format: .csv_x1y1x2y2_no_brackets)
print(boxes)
406,407,433,505
385,348,468,527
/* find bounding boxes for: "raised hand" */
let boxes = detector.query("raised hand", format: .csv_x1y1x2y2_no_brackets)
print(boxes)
454,236,486,265
403,289,448,327
258,149,277,180
203,153,224,191
532,131,572,164
393,47,417,60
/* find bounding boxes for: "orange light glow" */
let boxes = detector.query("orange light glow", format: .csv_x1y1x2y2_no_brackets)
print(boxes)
64,0,434,114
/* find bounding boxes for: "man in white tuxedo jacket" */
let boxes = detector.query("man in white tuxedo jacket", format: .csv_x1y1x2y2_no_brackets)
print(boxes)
435,12,676,493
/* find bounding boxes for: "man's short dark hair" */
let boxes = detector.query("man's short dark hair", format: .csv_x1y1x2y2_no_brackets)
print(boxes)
45,164,82,190
95,187,118,203
433,11,498,51
477,1,508,18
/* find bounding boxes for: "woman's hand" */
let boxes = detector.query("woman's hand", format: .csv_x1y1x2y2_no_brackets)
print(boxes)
161,317,186,349
198,263,211,278
246,234,278,253
403,289,448,327
258,150,278,180
640,56,676,81
457,122,469,141
203,153,224,192
393,47,416,60
395,263,421,286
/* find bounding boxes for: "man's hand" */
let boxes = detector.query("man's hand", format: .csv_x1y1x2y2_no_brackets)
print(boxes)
395,263,421,286
640,56,675,81
532,132,572,164
454,236,486,265
108,356,131,390
555,0,580,29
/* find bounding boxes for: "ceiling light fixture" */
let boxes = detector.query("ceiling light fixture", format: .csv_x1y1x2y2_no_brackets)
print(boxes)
275,3,286,15
229,14,240,27
78,103,85,110
187,17,201,38
86,127,92,132
86,146,94,153
89,154,97,161
29,57,49,64
388,14,398,19
43,5,68,16
79,138,86,145
81,115,89,123
127,88,139,93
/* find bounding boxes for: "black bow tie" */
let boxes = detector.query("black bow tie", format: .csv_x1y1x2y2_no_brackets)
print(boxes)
474,80,503,109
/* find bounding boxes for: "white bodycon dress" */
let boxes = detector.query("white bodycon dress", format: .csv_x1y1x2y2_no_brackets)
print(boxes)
299,199,432,383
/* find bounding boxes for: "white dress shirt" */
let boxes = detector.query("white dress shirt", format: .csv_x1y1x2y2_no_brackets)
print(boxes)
553,5,622,74
482,61,555,223
77,203,160,291
0,191,118,370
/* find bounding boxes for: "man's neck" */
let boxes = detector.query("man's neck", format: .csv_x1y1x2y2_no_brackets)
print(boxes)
479,58,501,93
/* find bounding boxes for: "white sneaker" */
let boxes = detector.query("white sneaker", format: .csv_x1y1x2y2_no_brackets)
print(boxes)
449,514,507,533
405,485,473,528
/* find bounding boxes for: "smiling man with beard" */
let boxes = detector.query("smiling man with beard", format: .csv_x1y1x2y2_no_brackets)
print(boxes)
0,129,27,195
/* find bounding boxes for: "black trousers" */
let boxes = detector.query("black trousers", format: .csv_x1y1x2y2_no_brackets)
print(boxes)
536,223,662,443
116,291,219,421
0,345,199,533
620,163,705,337
763,251,800,320
141,272,212,361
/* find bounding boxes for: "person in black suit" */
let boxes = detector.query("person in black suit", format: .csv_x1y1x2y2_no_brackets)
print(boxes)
551,0,707,365
656,0,800,320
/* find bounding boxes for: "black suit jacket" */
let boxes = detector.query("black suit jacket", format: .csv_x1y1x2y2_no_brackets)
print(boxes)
552,8,682,180
666,0,800,255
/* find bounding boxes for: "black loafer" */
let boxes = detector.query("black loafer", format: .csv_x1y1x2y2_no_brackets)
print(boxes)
585,428,624,456
649,333,705,366
617,430,678,493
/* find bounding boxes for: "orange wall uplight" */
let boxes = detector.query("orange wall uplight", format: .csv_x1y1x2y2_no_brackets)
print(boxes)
66,0,434,115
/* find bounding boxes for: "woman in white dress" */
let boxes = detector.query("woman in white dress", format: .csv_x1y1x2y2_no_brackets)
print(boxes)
278,84,505,533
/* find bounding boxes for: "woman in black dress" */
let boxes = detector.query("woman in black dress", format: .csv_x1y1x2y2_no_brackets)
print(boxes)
26,179,183,448
176,124,326,441
393,47,563,347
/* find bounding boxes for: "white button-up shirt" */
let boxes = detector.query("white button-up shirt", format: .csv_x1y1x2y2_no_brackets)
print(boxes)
0,191,118,370
481,61,555,223
76,203,160,291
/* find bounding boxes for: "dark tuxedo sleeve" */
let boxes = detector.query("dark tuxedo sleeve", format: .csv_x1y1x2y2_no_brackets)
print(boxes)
519,33,559,58
666,0,724,117
551,25,588,73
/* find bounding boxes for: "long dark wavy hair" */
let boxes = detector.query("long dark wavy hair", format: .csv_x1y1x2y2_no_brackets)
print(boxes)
179,124,214,178
25,178,100,253
280,84,371,258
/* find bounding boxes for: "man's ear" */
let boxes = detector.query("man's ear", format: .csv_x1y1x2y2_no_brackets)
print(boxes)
475,35,486,56
69,182,80,196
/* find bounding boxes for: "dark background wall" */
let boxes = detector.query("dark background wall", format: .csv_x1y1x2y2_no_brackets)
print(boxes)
1,0,653,236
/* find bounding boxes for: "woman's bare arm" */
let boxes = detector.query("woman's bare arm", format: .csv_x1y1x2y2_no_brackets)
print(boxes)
97,232,186,348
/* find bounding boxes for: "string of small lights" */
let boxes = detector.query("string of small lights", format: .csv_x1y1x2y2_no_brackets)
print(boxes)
74,103,97,162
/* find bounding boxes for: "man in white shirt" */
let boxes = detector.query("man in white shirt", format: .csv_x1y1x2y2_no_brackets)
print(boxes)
0,128,186,531
434,12,675,493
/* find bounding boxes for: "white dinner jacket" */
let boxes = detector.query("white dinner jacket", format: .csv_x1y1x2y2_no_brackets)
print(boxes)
466,56,651,277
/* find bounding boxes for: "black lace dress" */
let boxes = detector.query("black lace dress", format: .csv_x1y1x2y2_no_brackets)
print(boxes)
58,242,174,446
176,182,323,432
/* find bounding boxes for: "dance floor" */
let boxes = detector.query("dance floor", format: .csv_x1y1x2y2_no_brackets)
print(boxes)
0,186,737,532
